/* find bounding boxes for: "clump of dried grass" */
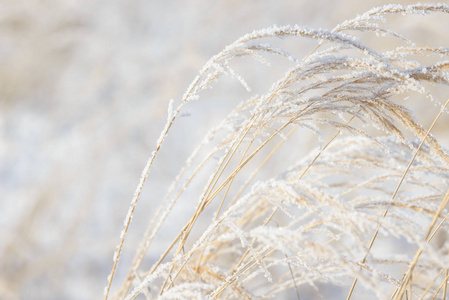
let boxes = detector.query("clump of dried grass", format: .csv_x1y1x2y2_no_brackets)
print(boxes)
105,4,449,299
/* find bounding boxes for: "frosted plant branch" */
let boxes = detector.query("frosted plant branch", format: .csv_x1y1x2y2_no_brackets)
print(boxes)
107,3,449,299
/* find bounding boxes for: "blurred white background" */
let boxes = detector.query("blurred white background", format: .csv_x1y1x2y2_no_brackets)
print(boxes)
1,0,447,299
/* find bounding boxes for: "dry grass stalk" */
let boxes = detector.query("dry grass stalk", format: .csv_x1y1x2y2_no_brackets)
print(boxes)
105,3,449,299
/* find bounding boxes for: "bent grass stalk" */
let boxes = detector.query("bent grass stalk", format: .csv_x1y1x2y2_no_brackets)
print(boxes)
106,3,449,299
347,97,449,299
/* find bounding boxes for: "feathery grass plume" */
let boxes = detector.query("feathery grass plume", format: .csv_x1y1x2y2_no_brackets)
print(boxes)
105,3,449,299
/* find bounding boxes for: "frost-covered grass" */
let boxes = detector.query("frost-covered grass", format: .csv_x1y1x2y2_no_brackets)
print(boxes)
102,3,449,299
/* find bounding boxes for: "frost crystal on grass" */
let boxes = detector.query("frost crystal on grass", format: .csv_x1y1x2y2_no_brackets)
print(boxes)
105,4,449,300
